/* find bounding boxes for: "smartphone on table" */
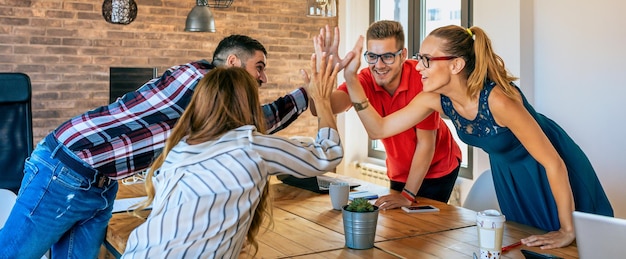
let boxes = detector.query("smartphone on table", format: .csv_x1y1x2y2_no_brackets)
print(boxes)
401,205,439,213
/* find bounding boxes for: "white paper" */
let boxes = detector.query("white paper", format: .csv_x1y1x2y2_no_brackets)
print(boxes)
112,196,152,213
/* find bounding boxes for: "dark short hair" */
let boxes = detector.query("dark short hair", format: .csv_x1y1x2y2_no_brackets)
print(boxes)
212,35,267,67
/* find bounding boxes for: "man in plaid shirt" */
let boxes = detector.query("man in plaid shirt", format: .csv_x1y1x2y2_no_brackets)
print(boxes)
0,34,311,259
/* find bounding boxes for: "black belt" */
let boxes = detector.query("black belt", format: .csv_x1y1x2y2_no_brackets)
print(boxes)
44,134,113,188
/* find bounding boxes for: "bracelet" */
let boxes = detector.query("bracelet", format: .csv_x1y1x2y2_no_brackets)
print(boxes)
352,98,369,112
401,190,416,203
403,187,417,198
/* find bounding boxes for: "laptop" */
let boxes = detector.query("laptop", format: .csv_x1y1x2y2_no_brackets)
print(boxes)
573,211,626,259
277,174,360,194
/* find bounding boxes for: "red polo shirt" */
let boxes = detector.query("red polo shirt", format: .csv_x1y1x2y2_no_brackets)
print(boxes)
338,59,461,182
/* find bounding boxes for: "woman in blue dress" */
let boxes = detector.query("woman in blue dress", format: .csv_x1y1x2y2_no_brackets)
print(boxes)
337,25,613,249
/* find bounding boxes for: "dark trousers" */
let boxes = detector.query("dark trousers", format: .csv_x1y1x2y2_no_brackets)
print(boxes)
390,163,461,203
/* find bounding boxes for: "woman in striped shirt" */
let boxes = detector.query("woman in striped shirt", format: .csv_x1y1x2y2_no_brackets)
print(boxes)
123,55,343,258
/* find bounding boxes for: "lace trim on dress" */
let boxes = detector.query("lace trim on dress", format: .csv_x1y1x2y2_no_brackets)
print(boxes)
440,80,505,137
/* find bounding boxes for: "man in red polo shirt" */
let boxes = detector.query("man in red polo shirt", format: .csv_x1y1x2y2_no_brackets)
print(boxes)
315,21,461,209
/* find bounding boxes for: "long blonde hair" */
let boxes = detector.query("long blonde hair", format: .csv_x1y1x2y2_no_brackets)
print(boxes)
429,25,519,99
135,67,271,256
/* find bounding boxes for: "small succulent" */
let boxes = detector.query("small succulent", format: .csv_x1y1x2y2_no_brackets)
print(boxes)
345,197,376,212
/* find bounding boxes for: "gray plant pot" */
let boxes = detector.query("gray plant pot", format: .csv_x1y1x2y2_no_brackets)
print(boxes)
341,205,379,249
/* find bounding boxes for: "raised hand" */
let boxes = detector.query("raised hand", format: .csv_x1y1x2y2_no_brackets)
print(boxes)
343,35,364,83
309,52,339,130
313,25,354,71
309,52,339,102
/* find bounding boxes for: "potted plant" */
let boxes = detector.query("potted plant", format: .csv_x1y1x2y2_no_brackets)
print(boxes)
342,197,379,249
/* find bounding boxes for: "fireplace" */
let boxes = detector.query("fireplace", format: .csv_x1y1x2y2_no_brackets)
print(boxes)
109,67,157,103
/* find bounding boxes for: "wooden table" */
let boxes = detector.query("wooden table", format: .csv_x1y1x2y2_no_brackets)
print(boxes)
374,222,578,259
102,174,579,258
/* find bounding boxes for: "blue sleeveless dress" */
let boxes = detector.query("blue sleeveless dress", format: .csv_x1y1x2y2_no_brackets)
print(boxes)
441,81,613,231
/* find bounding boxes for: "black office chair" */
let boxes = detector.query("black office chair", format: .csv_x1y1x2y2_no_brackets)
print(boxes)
0,73,33,194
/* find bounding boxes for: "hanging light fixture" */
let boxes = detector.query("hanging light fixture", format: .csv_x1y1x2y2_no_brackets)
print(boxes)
185,0,215,32
184,0,233,32
102,0,138,25
306,0,337,18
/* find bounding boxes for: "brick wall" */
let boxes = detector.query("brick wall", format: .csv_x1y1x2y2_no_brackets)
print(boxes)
0,0,338,142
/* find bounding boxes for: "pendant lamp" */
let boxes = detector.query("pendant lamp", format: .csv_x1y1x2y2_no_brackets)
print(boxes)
102,0,138,25
184,0,233,32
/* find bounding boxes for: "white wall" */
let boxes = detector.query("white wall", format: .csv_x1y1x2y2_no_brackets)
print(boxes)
533,0,626,217
473,0,626,217
336,0,378,179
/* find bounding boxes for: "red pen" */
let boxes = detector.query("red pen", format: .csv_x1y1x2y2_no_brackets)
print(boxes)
502,241,522,252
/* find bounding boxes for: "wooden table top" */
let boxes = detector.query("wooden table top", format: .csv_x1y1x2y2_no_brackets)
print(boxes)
105,174,579,258
374,221,579,259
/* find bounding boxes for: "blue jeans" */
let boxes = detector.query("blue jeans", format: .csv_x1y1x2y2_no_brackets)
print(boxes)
0,137,118,259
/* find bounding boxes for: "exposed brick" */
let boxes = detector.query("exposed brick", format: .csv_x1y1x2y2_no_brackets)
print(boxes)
29,73,61,82
94,56,123,64
120,57,150,65
30,37,62,45
64,2,95,11
46,10,76,19
3,0,32,8
137,0,165,7
0,7,14,16
33,91,60,100
45,82,76,91
0,45,11,54
76,12,102,20
61,91,91,99
30,55,61,63
107,31,135,39
31,18,62,27
62,38,92,46
14,27,45,36
122,40,151,48
47,28,78,37
2,55,29,63
46,46,78,55
61,55,92,64
79,47,107,56
0,17,29,26
0,64,14,70
3,0,337,139
0,25,10,34
149,7,176,15
30,1,61,9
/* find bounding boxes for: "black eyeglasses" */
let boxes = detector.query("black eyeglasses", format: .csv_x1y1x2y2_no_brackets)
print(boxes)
414,53,458,68
363,49,403,65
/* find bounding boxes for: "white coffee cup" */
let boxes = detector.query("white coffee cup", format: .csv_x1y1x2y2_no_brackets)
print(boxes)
476,209,506,259
329,182,349,210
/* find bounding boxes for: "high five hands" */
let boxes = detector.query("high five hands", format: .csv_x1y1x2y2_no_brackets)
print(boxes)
302,25,356,85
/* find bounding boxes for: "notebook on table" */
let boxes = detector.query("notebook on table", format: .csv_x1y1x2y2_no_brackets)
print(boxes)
573,211,626,259
277,174,360,194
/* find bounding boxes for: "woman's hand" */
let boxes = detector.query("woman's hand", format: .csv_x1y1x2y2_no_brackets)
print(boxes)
308,52,338,102
313,25,354,71
309,52,339,130
521,228,575,249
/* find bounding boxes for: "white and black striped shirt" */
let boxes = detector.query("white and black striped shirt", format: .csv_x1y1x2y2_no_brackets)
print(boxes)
122,125,343,258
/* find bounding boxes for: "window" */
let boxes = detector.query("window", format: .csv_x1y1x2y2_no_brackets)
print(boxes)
427,8,440,21
368,0,474,179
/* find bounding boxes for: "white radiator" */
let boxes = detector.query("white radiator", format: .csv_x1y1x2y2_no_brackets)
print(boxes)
353,162,389,186
352,161,463,206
